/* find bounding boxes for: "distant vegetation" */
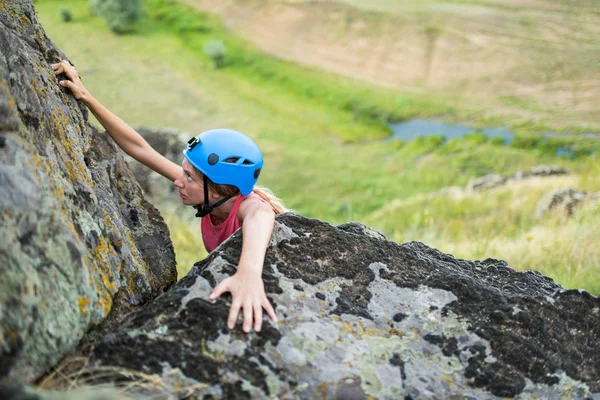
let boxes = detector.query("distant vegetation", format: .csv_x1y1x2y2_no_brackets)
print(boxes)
89,0,141,33
59,7,72,22
36,0,599,293
203,40,227,69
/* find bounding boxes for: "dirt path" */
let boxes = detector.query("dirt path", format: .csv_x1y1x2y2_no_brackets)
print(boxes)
183,0,600,129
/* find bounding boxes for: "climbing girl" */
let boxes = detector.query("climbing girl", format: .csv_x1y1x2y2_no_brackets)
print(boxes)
51,60,284,333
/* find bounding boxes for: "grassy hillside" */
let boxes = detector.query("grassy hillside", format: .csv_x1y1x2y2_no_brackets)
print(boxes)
186,0,600,130
35,0,599,293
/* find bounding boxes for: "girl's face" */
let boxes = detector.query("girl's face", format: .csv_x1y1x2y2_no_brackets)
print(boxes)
173,159,215,205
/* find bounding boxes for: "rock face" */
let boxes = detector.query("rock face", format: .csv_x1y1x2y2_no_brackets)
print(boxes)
0,0,177,383
85,214,600,399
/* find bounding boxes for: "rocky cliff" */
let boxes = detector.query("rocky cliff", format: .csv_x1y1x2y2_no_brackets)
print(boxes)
79,215,599,399
3,215,600,399
0,0,177,383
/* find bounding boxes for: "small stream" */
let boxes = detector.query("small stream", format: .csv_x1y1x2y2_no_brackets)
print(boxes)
389,119,514,144
388,119,599,157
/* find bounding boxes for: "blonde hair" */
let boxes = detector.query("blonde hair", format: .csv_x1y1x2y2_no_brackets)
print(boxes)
252,185,287,214
192,169,287,214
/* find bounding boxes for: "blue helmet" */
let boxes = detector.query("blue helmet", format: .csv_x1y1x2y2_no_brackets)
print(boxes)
183,129,263,196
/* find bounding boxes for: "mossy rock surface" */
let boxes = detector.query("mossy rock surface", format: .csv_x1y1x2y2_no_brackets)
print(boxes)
88,214,599,399
0,0,176,383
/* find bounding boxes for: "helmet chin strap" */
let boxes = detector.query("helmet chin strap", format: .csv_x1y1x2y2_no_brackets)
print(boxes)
193,175,235,218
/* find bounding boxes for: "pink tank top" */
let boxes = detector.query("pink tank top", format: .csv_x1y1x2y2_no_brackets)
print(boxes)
201,193,278,252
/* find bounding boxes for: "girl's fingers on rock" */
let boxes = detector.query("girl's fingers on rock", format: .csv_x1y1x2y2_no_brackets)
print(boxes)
209,280,229,300
254,304,263,332
58,60,74,73
227,302,241,330
242,304,253,333
67,70,79,82
263,299,278,322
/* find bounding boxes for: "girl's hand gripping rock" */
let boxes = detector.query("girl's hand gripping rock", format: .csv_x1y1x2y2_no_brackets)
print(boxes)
51,60,88,101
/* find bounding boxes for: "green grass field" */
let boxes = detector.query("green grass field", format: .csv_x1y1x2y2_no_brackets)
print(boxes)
35,0,599,293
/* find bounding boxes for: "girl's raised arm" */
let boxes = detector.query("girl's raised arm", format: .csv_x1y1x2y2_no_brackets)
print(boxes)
51,60,181,182
209,197,278,333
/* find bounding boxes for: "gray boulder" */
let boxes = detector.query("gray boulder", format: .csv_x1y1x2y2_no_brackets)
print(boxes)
535,188,600,219
512,165,570,180
83,215,599,399
467,174,506,192
467,165,571,192
0,0,176,384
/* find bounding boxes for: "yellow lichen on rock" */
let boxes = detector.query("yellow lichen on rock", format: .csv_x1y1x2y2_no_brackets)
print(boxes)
90,235,121,318
49,108,94,190
77,296,90,315
31,77,49,100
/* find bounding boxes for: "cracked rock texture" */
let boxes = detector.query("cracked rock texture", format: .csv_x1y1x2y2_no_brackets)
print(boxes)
89,214,600,399
0,0,176,383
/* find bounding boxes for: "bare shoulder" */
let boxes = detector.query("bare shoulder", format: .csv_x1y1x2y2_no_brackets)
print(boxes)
237,195,274,222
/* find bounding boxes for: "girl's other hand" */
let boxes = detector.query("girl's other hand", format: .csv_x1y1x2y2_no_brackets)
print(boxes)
209,268,278,333
51,60,88,101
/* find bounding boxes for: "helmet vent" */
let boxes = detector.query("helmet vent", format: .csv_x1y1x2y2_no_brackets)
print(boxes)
223,157,255,166
224,157,239,164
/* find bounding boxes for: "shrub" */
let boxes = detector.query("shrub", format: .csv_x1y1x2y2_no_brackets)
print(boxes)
60,7,73,22
403,135,445,155
510,135,541,150
490,136,506,146
89,0,100,16
89,0,141,34
463,132,488,145
203,40,227,69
